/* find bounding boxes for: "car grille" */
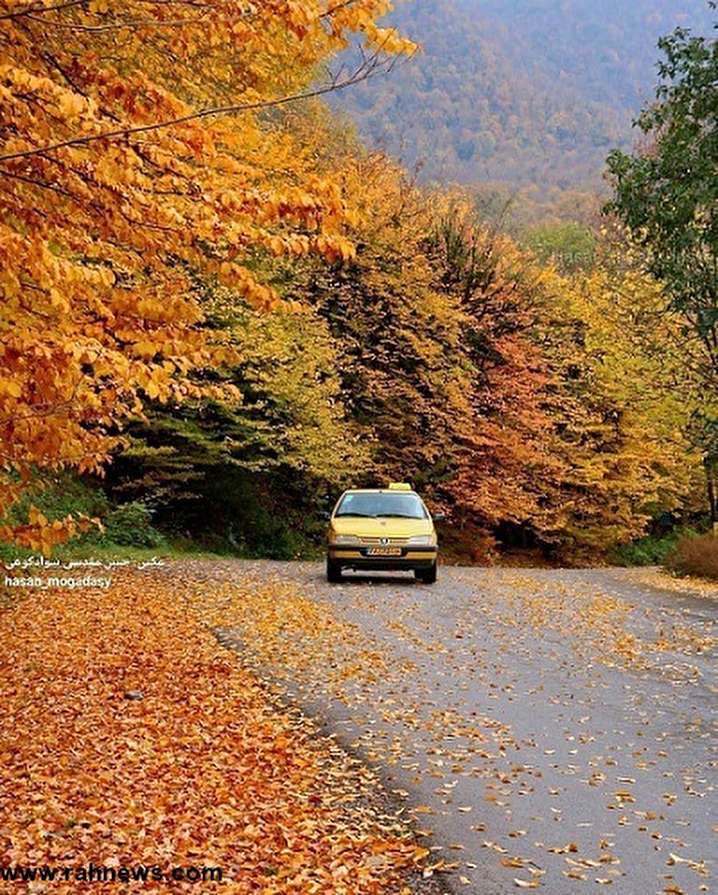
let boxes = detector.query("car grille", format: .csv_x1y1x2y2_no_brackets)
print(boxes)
359,537,409,545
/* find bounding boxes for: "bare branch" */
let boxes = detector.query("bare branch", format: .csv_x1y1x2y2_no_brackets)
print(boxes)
0,56,389,164
0,0,86,22
25,11,208,29
319,0,359,19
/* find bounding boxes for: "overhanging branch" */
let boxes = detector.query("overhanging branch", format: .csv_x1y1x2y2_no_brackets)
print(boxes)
0,54,395,164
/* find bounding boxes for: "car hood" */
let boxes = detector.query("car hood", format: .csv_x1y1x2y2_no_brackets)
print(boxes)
331,517,433,538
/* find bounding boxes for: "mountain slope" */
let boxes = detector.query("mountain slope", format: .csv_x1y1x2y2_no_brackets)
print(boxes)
329,0,715,191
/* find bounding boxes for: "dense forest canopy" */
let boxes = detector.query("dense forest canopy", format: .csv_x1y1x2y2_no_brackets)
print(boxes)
0,0,715,565
329,0,715,192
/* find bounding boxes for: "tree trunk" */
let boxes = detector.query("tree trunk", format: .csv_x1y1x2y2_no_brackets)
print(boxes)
706,457,718,535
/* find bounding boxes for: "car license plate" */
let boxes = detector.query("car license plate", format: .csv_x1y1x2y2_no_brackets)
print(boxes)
366,547,402,556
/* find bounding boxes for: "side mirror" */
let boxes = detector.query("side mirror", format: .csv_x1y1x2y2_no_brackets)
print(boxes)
432,512,446,522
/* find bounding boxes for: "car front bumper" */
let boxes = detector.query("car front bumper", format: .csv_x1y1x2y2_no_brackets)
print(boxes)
328,545,437,570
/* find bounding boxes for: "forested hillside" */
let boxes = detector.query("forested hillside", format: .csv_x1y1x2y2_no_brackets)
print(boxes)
330,0,715,191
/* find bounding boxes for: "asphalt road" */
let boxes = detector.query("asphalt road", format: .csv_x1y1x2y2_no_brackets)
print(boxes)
214,562,717,895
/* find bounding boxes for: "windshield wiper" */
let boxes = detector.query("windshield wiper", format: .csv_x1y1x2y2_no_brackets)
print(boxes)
335,512,376,517
375,513,422,519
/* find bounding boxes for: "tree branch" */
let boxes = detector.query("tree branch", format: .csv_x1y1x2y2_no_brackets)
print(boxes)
3,0,361,25
0,56,392,164
25,12,208,29
0,0,87,22
320,0,360,19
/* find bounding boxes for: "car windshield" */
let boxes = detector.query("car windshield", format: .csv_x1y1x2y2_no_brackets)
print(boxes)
335,491,428,519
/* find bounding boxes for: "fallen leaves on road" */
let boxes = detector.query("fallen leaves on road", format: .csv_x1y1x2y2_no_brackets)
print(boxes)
159,561,717,895
0,570,426,893
627,569,718,601
497,571,716,671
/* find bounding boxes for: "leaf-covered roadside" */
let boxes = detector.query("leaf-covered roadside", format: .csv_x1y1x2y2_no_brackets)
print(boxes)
190,560,716,894
0,572,429,894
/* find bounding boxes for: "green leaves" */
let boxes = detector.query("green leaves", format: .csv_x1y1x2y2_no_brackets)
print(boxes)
605,13,718,365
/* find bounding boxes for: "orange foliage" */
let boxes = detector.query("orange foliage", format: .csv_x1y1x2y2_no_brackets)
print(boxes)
0,1,413,547
0,570,423,892
428,209,559,530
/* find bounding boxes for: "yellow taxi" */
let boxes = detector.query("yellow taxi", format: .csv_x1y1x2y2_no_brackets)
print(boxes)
326,483,441,584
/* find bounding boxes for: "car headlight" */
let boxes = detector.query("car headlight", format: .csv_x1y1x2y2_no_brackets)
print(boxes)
408,535,435,545
331,534,361,545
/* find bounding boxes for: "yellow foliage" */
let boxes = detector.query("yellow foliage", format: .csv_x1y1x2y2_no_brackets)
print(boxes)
539,260,705,554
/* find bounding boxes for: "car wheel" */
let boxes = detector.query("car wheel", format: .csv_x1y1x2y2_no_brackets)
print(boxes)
415,561,437,584
326,557,342,583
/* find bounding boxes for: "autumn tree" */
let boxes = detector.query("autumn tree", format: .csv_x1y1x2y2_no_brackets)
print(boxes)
539,255,704,557
0,0,414,549
426,203,561,546
295,155,476,498
426,206,703,557
523,221,597,273
108,292,366,555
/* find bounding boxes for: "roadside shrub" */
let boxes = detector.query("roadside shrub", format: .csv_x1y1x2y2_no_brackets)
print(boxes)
225,514,315,560
440,525,499,565
666,532,718,580
2,472,109,526
0,474,108,562
610,527,701,567
0,473,168,556
99,502,166,548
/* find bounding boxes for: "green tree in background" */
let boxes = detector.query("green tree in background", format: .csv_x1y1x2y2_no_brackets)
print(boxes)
607,9,717,368
523,221,597,273
606,7,718,526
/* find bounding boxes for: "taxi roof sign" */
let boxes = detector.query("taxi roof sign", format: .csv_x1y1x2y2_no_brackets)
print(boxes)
387,482,413,491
